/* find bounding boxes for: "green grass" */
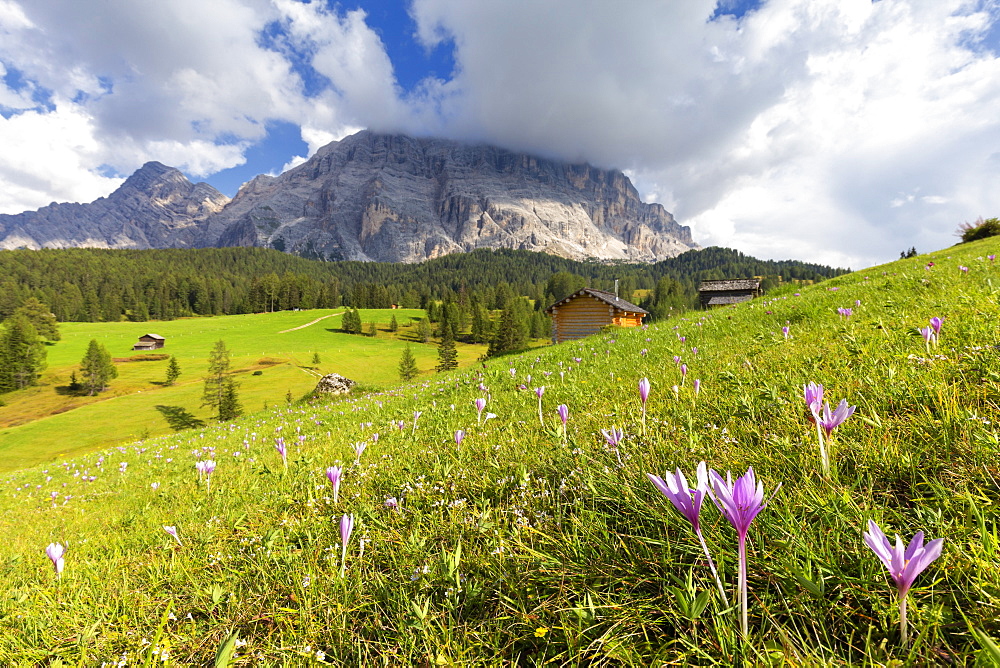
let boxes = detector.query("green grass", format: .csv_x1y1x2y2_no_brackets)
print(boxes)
2,241,1000,664
0,309,488,471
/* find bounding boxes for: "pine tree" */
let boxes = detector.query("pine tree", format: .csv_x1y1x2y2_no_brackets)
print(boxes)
367,321,377,337
165,355,181,386
79,339,117,395
311,352,321,366
416,317,432,343
0,314,47,391
12,297,60,341
487,306,527,357
436,325,458,372
217,377,243,421
398,344,418,381
389,314,399,332
202,340,231,415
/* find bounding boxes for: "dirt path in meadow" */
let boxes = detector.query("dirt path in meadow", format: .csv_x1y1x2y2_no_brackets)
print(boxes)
278,312,344,334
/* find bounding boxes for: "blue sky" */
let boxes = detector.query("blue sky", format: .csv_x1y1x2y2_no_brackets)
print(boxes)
1,0,999,268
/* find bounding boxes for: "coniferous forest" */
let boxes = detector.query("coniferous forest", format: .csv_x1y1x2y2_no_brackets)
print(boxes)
0,246,846,324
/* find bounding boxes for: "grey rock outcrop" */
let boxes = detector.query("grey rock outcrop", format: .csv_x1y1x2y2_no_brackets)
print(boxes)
0,162,230,250
313,373,356,395
206,131,697,262
1,131,697,262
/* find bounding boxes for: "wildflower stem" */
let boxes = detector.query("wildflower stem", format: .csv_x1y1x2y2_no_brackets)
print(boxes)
538,397,544,426
641,405,646,437
738,532,748,636
696,528,728,605
340,545,347,578
900,594,908,646
816,421,828,477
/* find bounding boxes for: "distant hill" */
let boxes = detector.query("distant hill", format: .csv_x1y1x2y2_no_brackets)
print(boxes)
0,246,846,323
0,130,696,263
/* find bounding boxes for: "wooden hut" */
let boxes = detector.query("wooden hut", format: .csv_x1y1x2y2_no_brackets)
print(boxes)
132,333,166,351
544,288,648,343
698,279,761,308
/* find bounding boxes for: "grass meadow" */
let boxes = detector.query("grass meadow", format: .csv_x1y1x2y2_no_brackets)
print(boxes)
2,239,1000,665
0,309,490,472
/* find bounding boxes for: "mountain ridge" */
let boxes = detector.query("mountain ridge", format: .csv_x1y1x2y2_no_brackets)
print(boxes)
1,131,697,263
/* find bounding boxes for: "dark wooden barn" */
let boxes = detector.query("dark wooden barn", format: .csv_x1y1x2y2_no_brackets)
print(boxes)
698,279,762,308
132,333,166,351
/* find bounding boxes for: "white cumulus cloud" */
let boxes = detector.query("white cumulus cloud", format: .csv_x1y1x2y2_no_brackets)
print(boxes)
1,0,999,268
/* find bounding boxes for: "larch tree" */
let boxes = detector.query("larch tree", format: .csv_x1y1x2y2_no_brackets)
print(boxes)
0,314,47,392
165,355,181,386
398,344,418,381
202,340,232,417
79,339,117,395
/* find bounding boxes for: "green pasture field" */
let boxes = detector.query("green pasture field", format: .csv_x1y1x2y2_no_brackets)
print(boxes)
0,309,488,471
2,239,1000,664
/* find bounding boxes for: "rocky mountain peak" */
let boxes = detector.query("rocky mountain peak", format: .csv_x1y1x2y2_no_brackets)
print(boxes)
0,162,229,251
212,130,697,262
0,130,697,261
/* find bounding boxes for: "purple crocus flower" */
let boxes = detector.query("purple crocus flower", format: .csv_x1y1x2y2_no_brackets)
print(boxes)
557,404,568,426
353,442,367,464
919,326,934,352
708,467,780,635
339,514,354,577
475,397,487,424
804,382,824,418
601,427,623,448
326,465,343,504
602,426,624,466
929,317,943,345
680,364,688,384
816,399,856,439
647,462,728,603
693,379,701,397
782,326,790,340
863,520,944,646
535,387,545,426
197,460,216,492
274,438,287,468
455,429,465,446
46,542,65,578
163,525,182,546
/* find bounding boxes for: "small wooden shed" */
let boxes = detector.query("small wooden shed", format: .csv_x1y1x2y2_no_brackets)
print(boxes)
132,333,166,351
698,279,761,308
544,288,648,343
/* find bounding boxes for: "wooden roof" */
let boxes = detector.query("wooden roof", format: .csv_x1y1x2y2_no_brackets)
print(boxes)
544,288,649,315
705,294,754,306
698,279,761,292
139,333,165,340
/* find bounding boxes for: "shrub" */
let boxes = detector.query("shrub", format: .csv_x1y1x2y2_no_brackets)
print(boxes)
957,216,1000,243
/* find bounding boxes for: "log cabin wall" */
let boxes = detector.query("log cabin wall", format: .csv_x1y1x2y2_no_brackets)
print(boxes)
551,296,616,343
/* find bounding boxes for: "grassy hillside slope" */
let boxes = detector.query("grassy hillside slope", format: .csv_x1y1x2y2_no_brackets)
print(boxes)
0,309,488,472
1,240,998,665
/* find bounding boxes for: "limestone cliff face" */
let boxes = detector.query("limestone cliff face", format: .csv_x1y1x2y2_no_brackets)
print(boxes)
1,132,697,262
0,162,230,250
207,131,697,262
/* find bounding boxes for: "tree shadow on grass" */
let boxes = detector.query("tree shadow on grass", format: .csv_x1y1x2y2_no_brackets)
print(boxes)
154,405,206,431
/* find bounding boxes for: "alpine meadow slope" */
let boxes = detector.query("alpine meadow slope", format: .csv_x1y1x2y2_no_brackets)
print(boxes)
1,238,999,664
